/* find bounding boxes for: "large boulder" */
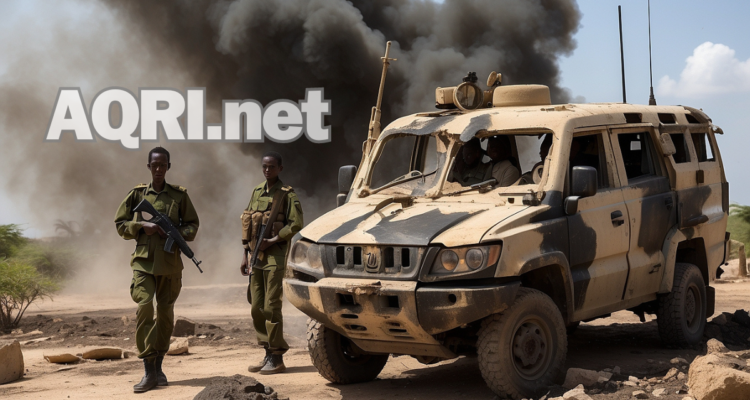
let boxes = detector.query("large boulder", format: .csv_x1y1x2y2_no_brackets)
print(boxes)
172,317,196,337
688,353,750,400
0,340,24,384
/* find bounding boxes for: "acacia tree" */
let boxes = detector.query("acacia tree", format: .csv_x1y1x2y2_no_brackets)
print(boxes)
0,259,59,330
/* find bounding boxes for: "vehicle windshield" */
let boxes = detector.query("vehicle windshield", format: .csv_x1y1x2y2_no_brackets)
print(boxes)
366,132,553,197
368,134,444,197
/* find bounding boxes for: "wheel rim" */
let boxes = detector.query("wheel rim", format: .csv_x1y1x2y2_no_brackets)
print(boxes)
684,283,701,333
510,316,553,380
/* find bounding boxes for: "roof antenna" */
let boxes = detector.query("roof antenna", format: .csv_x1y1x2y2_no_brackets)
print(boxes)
647,0,657,105
618,5,626,103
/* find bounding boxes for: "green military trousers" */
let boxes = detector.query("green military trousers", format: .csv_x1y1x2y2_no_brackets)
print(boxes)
250,266,289,353
130,270,182,359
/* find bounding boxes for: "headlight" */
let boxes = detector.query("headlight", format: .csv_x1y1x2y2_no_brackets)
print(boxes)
430,245,501,276
288,239,323,271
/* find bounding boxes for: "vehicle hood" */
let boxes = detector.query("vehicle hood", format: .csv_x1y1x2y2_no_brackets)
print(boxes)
300,199,527,246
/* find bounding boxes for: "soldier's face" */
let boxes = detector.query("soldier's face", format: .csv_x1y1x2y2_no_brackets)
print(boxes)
147,153,170,184
262,156,283,181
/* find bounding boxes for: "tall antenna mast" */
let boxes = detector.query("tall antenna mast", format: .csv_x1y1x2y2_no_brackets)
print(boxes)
647,0,657,105
618,6,626,103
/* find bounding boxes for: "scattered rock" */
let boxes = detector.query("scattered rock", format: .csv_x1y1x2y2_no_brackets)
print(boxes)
670,357,688,365
206,324,219,330
20,337,51,345
688,353,750,400
562,384,592,400
193,374,284,400
81,348,123,360
628,376,640,383
11,329,23,335
55,366,76,372
677,372,686,380
598,371,613,380
52,318,63,323
173,317,196,337
652,388,666,397
44,353,81,364
167,337,189,355
613,366,621,375
712,313,729,325
0,341,24,384
623,381,638,387
121,316,131,326
563,368,602,389
707,338,730,354
632,390,649,399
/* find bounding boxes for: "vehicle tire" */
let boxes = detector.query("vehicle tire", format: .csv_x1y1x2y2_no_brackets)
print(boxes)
477,288,567,400
656,263,707,347
306,318,389,384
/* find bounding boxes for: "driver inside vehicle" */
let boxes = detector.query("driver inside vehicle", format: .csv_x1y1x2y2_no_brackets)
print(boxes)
448,138,489,186
483,135,520,187
520,134,552,184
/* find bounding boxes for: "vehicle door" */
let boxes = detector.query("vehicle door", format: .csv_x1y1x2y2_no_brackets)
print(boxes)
567,130,631,320
609,128,676,300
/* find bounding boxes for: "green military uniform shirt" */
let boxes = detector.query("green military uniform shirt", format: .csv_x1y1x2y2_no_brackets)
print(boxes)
114,182,200,275
246,179,303,269
451,161,490,186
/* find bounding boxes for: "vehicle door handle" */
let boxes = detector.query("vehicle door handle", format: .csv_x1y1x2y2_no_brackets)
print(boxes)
665,197,674,210
611,210,625,227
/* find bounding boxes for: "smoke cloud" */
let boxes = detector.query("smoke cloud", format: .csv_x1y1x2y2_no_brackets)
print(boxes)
0,0,580,289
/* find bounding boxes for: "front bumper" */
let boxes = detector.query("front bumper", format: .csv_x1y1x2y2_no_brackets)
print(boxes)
284,277,520,357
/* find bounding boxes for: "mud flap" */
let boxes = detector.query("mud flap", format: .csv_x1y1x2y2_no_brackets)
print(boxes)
706,285,715,318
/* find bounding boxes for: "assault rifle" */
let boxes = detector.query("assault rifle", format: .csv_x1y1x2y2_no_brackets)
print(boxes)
133,199,203,273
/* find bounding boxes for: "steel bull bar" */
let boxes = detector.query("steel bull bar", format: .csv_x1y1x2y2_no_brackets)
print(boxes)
284,277,520,358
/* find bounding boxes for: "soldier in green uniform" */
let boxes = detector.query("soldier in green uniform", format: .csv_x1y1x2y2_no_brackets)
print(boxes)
114,147,199,393
449,137,489,186
240,151,303,375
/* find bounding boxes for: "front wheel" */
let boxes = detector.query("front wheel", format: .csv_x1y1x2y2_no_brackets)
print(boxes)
656,263,707,347
306,318,389,384
477,288,567,400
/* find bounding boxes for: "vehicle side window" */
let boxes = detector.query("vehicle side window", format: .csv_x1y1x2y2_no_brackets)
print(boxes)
616,132,658,181
691,132,715,162
669,133,691,163
571,134,609,189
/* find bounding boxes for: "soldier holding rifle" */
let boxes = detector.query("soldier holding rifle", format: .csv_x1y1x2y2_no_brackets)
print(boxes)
241,151,303,375
114,146,200,393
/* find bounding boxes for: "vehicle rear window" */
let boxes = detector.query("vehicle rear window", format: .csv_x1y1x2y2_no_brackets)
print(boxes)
691,132,715,162
669,133,691,164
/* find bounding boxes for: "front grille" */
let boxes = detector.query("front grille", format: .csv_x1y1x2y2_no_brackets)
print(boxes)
323,245,424,280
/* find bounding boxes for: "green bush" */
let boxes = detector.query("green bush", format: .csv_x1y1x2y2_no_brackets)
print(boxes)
13,241,80,280
0,259,59,330
0,224,25,258
729,205,750,259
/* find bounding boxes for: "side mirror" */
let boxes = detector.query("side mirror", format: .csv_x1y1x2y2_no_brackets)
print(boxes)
337,165,357,207
565,166,597,215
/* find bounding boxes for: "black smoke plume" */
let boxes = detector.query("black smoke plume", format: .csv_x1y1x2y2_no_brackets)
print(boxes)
0,0,580,287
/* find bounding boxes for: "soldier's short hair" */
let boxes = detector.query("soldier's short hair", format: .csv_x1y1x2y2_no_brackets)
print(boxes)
148,147,170,164
262,151,283,166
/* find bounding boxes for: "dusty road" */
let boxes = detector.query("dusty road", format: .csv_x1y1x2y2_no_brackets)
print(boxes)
2,267,750,400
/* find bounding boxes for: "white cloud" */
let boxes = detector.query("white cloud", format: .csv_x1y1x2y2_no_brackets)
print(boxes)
657,42,750,98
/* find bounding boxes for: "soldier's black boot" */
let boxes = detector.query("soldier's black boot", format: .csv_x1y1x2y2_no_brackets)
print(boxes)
248,348,271,373
259,353,286,375
155,355,168,386
133,358,158,393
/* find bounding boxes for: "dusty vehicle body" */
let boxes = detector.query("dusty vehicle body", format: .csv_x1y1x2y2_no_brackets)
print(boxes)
284,80,729,397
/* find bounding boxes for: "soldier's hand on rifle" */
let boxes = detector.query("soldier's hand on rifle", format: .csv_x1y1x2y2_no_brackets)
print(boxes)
142,222,166,238
240,250,249,276
259,236,281,251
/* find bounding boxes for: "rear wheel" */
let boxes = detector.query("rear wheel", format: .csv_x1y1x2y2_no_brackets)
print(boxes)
477,288,567,399
306,318,389,384
656,263,707,347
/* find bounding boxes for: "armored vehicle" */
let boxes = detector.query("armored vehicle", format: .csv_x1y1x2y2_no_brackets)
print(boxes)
284,54,729,398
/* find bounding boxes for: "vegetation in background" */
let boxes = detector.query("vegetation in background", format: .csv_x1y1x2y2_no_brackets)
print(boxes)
729,204,750,259
0,259,59,330
0,223,87,330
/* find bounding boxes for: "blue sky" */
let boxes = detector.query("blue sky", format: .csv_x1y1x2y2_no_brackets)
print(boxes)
1,0,748,234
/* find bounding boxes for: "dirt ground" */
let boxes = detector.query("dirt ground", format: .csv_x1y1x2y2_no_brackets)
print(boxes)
2,260,749,400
